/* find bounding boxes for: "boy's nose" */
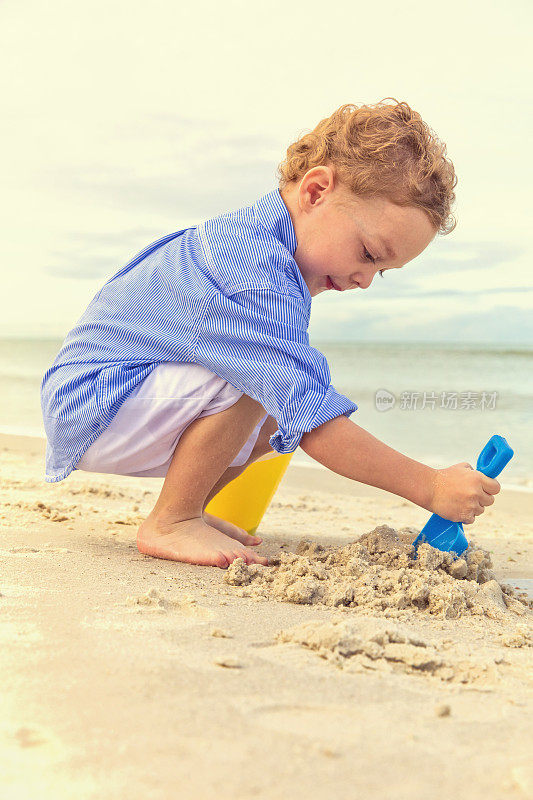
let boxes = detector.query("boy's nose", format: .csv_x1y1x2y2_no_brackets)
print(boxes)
356,273,375,290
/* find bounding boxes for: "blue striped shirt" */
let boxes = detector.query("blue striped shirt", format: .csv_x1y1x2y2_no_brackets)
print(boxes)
41,188,358,482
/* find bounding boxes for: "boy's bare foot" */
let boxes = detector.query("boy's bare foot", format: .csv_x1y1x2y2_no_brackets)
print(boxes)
202,511,262,546
137,515,269,568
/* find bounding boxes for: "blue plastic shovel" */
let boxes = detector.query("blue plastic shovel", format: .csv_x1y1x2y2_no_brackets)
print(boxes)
413,434,514,557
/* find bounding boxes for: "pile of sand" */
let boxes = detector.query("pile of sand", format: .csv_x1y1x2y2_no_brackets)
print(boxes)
225,525,531,620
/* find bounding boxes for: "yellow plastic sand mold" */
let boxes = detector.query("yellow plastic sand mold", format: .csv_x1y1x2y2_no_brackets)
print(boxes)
204,451,293,535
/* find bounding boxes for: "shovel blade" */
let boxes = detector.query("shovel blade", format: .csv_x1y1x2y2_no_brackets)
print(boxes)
413,514,468,556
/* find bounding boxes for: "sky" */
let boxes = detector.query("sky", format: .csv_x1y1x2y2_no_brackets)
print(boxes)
1,0,531,344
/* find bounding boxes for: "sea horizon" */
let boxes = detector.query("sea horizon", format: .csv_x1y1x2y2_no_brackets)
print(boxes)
1,336,531,490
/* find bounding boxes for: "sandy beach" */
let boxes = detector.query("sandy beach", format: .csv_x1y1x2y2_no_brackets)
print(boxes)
2,432,532,800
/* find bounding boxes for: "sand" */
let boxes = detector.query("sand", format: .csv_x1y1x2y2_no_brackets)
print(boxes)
225,526,531,619
1,432,532,800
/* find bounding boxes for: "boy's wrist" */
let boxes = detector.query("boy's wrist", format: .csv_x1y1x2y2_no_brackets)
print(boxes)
365,455,438,512
400,462,438,512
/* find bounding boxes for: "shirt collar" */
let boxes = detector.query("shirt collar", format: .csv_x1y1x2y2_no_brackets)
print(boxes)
253,188,311,308
253,188,298,257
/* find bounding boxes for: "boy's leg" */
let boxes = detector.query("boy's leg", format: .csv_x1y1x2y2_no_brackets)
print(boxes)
137,394,271,568
201,414,278,538
202,414,278,509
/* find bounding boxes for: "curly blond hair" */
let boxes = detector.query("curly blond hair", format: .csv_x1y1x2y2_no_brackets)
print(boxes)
277,99,457,235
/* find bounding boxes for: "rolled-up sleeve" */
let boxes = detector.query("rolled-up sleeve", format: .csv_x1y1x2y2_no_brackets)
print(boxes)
193,287,358,454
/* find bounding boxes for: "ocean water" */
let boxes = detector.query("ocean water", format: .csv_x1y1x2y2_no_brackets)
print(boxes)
1,337,531,490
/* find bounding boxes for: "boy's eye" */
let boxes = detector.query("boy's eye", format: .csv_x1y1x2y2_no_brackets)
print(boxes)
363,247,375,263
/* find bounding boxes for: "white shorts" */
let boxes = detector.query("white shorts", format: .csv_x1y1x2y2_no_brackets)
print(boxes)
76,362,269,478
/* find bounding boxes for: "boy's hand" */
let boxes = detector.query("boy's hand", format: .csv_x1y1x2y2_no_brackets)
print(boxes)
429,462,501,524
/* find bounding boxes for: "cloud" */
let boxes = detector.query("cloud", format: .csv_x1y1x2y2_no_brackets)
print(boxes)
310,304,533,344
368,238,528,301
49,124,282,220
376,284,532,299
377,239,526,291
46,252,128,280
421,239,525,272
45,228,161,279
417,286,531,298
43,122,282,279
145,113,283,156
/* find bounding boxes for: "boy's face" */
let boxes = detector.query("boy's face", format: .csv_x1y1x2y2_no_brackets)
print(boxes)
281,167,437,297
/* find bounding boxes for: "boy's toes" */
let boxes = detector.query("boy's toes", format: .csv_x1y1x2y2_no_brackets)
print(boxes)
232,548,256,566
236,531,262,547
246,550,268,566
214,550,231,569
226,548,268,567
224,527,261,547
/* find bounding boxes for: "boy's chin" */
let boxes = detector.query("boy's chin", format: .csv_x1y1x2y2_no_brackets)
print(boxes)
305,277,327,297
301,273,330,297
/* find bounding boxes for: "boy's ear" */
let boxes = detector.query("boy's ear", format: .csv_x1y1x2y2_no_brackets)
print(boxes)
300,166,335,208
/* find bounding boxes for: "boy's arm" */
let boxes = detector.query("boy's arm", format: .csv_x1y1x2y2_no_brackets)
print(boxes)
299,415,500,524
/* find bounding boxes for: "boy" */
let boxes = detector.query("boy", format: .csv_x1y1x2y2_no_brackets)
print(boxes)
41,99,501,569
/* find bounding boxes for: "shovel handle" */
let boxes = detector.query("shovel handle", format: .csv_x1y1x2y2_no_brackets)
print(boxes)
475,435,514,479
